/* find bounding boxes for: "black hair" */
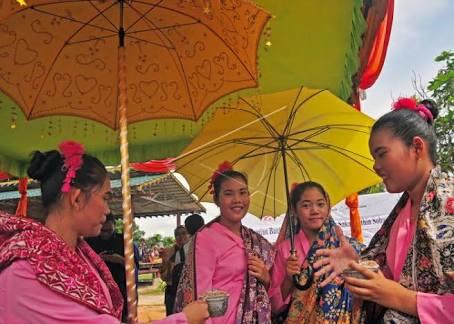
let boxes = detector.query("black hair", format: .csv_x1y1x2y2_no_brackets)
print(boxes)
27,148,108,221
184,214,205,235
290,181,330,211
371,99,439,164
290,181,330,233
174,225,187,237
213,170,248,201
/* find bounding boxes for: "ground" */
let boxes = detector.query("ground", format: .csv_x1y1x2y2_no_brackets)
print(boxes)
138,278,166,323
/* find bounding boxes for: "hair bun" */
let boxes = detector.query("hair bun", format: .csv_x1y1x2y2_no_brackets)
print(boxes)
27,150,62,181
419,99,439,122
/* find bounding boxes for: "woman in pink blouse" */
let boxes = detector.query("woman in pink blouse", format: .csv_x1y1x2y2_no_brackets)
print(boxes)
175,162,274,323
314,98,454,323
269,182,362,323
0,141,208,324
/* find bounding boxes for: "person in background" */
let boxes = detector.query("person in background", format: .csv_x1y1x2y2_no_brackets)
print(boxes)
86,213,140,323
174,162,274,323
314,98,454,323
161,225,189,315
183,213,205,256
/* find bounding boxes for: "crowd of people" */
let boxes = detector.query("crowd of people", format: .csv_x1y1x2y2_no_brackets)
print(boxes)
0,97,452,324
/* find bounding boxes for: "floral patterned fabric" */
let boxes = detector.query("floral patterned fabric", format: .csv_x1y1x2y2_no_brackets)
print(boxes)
0,212,123,319
360,167,454,323
174,218,275,323
285,217,363,324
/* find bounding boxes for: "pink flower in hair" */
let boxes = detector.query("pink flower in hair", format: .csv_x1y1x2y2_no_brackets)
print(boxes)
290,182,299,193
392,97,433,122
392,97,418,110
208,161,233,195
59,140,85,193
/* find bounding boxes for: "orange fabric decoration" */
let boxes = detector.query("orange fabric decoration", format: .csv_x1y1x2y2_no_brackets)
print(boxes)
15,177,28,217
345,192,363,243
359,0,394,90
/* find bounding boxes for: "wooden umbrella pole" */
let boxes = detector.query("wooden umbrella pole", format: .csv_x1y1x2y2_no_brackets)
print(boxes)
118,45,138,323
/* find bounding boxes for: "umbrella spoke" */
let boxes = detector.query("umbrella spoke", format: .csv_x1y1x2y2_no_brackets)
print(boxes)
88,0,118,31
124,3,204,118
254,152,280,218
290,124,371,140
27,2,119,118
65,33,117,46
283,85,304,136
126,22,200,34
294,139,375,172
284,88,327,137
31,3,118,34
125,0,164,32
286,149,311,181
219,103,281,139
236,97,281,138
133,0,258,80
125,34,175,49
124,0,178,50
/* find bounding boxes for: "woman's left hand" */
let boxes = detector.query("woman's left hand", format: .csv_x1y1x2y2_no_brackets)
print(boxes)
344,261,417,316
248,255,270,288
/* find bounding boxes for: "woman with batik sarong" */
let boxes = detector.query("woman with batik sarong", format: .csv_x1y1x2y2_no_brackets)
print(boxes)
269,181,363,323
314,98,454,323
174,162,275,323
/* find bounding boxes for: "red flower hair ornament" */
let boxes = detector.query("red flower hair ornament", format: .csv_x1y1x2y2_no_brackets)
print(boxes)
392,97,433,122
59,140,85,193
208,161,234,195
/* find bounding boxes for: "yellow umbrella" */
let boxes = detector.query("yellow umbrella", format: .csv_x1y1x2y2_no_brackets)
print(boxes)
176,86,380,219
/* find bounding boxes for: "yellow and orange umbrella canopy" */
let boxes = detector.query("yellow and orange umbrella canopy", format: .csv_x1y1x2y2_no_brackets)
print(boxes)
0,0,269,128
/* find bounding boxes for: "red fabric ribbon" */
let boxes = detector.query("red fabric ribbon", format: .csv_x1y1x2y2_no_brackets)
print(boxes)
15,177,28,217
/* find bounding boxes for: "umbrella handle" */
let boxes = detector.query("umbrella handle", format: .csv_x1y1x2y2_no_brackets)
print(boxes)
290,249,313,291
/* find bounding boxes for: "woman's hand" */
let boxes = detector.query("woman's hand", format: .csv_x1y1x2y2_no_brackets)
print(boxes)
248,255,271,287
313,226,359,286
285,252,300,280
182,300,210,324
344,262,417,316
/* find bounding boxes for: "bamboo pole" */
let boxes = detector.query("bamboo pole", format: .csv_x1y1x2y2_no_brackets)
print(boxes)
118,45,138,324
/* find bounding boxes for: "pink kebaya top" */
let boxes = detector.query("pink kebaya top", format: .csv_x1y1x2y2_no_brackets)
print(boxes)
0,260,189,324
195,222,247,324
0,260,118,324
269,230,311,314
386,199,454,324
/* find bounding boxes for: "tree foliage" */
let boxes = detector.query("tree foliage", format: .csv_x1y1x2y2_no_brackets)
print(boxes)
114,218,145,242
428,51,454,173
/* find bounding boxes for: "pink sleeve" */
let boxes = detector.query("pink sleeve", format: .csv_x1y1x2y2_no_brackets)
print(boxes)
194,230,218,324
417,292,454,324
195,230,217,298
0,261,119,324
152,312,188,324
269,244,291,314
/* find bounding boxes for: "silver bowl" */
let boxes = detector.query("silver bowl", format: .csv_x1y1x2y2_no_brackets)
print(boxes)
205,294,229,317
343,261,379,279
